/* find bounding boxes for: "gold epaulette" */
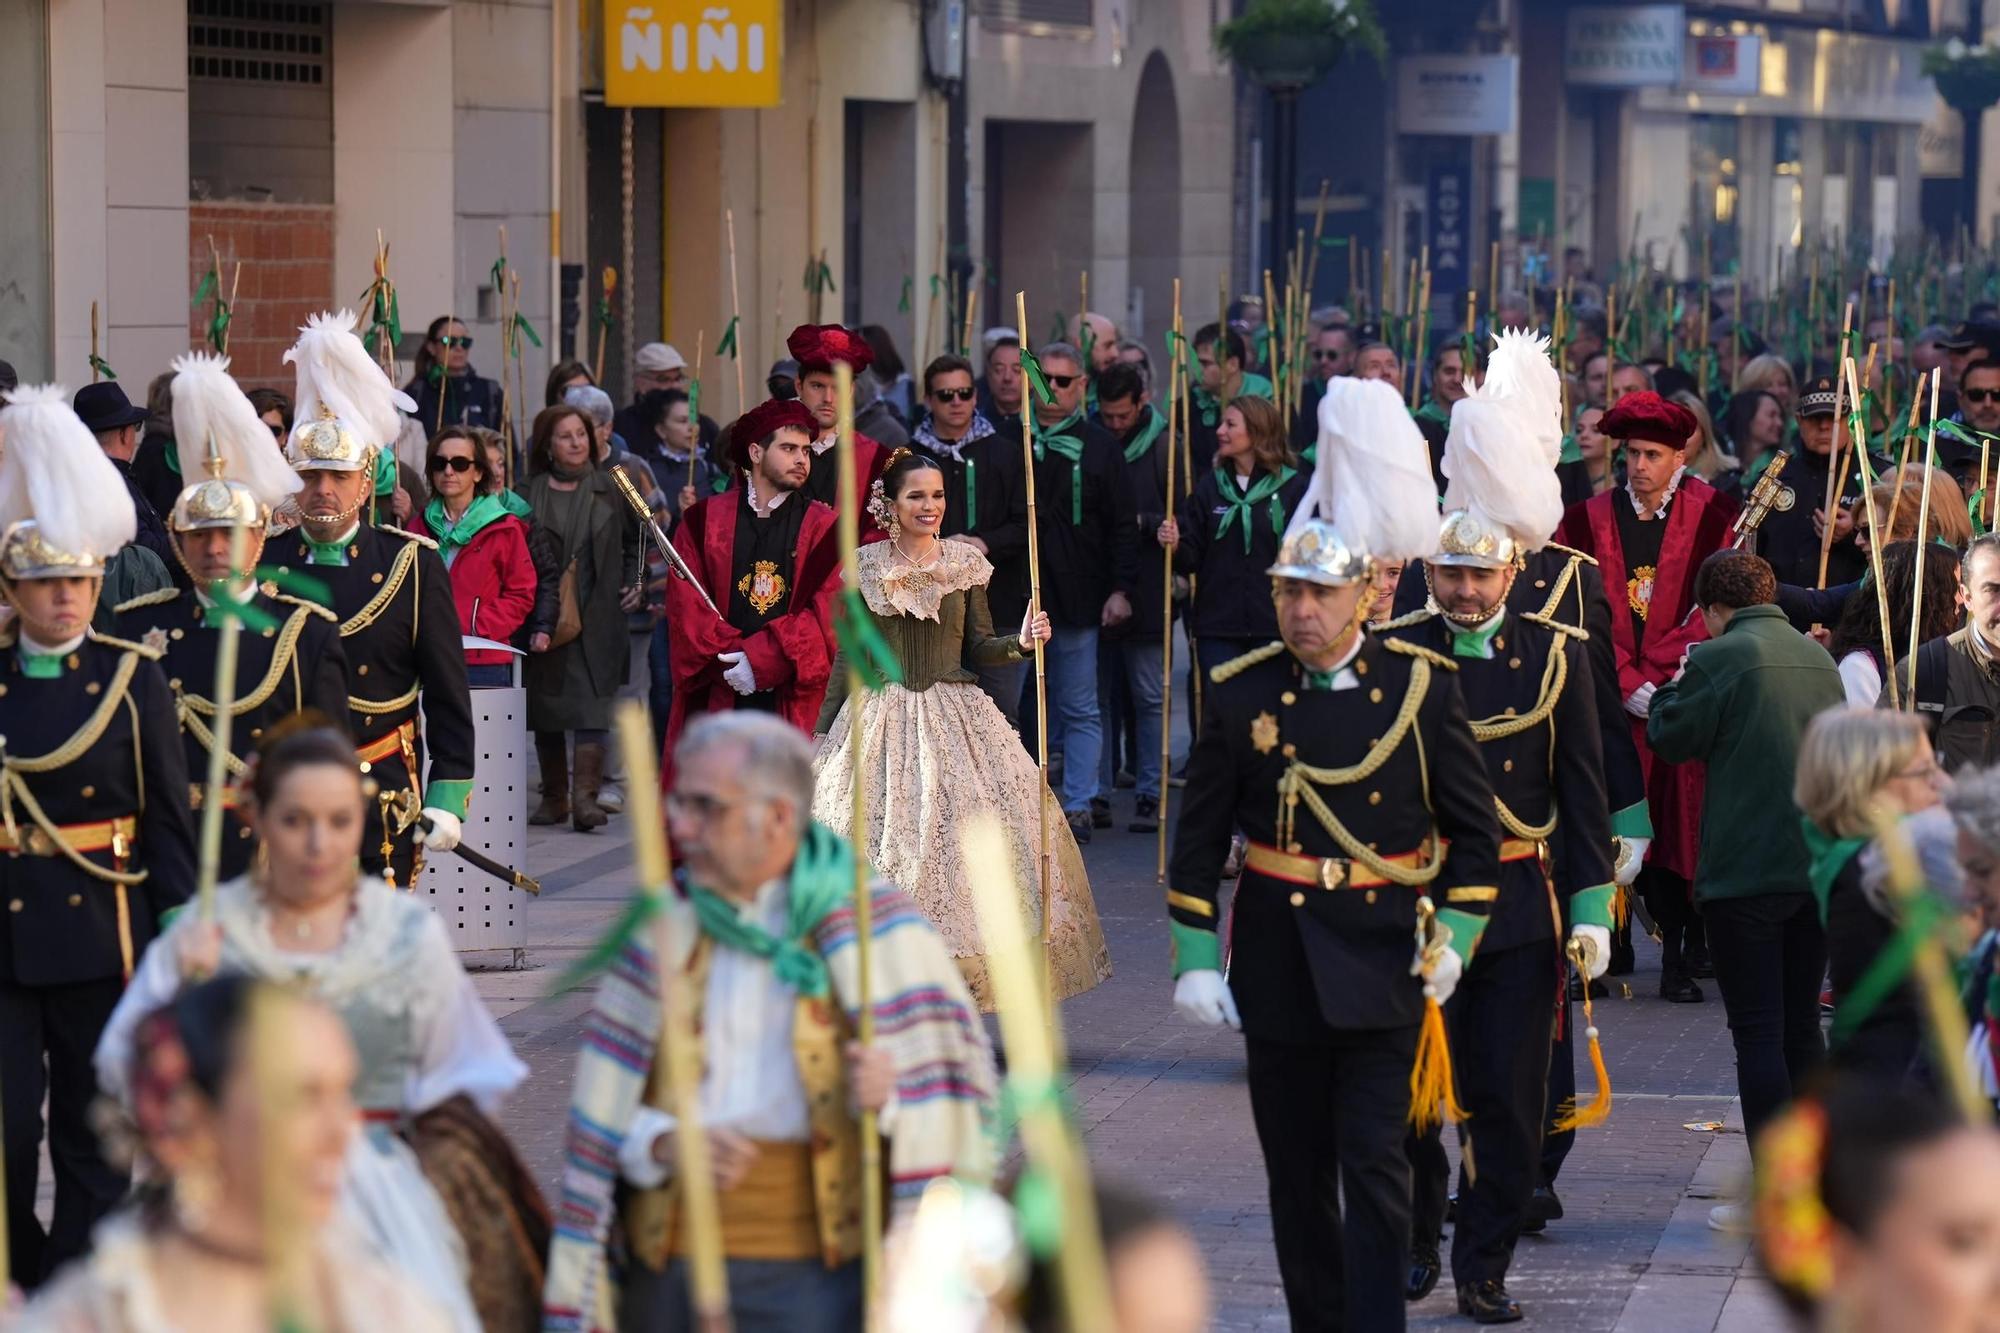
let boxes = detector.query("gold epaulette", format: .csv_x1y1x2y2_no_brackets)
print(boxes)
1382,638,1457,672
398,529,440,552
1375,604,1437,631
1519,610,1589,641
269,591,337,622
1211,640,1287,683
85,628,163,661
111,587,180,614
1543,540,1598,568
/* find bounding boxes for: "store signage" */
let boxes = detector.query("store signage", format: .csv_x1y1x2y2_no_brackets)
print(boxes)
1565,5,1684,88
606,0,782,107
1684,33,1760,95
1397,54,1519,136
1427,162,1471,300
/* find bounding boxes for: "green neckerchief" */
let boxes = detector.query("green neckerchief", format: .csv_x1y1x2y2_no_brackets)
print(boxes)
1034,408,1088,525
18,647,66,679
1213,465,1297,552
1237,372,1274,401
1122,405,1166,463
1192,372,1276,429
1450,613,1506,659
1559,433,1583,465
1803,816,1868,923
1415,399,1452,430
424,493,510,564
497,488,534,520
684,822,855,999
302,527,355,566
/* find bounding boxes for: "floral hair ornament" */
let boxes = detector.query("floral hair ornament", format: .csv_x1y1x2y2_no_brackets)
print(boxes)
1753,1098,1837,1301
868,447,917,533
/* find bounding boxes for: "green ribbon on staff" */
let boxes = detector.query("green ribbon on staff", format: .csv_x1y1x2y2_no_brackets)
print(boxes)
512,311,543,350
898,276,913,314
550,890,662,993
201,565,333,629
89,353,117,381
716,315,740,360
1019,345,1055,407
1830,890,1948,1046
834,586,904,690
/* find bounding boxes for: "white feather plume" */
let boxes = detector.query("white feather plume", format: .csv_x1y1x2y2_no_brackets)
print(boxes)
1287,376,1441,566
169,351,302,507
1476,328,1564,465
1437,327,1565,551
0,384,139,559
283,309,417,449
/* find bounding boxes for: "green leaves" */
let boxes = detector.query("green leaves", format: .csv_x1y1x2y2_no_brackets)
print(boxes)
256,564,333,606
898,276,913,314
834,587,905,690
803,255,836,296
201,580,279,633
88,353,116,381
1019,345,1055,407
192,268,216,311
596,293,614,333
511,311,543,350
716,314,740,359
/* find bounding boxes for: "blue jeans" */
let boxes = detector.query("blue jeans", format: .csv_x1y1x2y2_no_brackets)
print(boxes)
649,619,674,755
1099,635,1165,796
1041,624,1101,815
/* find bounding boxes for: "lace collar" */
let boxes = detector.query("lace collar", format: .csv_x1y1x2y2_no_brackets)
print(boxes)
1628,465,1687,519
857,538,991,622
212,873,423,1004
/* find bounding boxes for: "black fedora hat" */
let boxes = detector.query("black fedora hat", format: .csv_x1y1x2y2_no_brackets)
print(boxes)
72,381,148,434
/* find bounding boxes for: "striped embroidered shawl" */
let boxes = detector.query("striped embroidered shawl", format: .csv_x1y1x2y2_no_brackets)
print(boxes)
540,877,999,1332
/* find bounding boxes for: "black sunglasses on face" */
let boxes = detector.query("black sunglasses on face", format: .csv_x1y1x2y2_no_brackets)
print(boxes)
1046,374,1081,389
1966,388,2000,404
436,335,473,349
932,387,976,403
1311,348,1341,361
431,455,478,474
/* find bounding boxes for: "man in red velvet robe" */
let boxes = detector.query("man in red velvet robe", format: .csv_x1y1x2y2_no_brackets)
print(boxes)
1555,391,1738,1002
663,398,841,787
788,322,892,542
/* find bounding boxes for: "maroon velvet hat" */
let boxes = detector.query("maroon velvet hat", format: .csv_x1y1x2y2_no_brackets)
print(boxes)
729,398,817,470
1599,391,1697,450
785,323,875,377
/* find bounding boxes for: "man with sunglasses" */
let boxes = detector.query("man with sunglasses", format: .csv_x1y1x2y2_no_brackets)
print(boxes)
916,355,1031,725
1936,358,2000,494
1751,373,1887,603
1292,325,1356,450
403,317,504,433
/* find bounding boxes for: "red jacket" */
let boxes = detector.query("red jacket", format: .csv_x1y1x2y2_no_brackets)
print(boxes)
415,510,538,666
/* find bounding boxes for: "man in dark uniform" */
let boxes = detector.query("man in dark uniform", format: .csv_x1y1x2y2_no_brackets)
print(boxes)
1381,355,1617,1322
112,352,350,880
1754,374,1887,609
264,310,474,888
0,387,196,1285
1169,375,1502,1332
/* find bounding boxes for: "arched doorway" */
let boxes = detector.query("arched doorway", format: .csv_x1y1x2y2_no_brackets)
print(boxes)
1127,52,1181,343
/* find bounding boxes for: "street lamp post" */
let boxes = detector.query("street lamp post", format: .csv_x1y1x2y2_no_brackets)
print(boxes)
1230,30,1342,290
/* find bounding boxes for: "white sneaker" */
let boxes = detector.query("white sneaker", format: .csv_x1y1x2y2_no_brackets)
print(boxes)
597,781,625,814
1706,1202,1747,1234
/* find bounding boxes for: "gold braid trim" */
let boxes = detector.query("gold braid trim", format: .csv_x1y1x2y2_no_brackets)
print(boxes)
269,591,337,622
1382,638,1457,672
1494,796,1558,842
1276,657,1443,887
401,530,440,552
1528,549,1591,629
1211,640,1287,683
339,540,418,638
178,605,314,718
351,683,422,717
1375,605,1437,631
87,629,163,661
111,587,180,614
1467,641,1567,741
1543,540,1598,567
0,650,149,885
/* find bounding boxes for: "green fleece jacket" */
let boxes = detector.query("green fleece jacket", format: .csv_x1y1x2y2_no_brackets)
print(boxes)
1647,604,1846,903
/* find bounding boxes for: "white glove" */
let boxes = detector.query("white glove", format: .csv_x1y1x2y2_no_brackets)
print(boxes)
1423,947,1463,1006
1623,681,1657,718
1571,924,1612,981
420,808,462,852
720,650,757,696
1615,835,1650,887
1173,970,1241,1029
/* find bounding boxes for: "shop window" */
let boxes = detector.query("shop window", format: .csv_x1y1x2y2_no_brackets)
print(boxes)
979,0,1094,36
1690,115,1741,275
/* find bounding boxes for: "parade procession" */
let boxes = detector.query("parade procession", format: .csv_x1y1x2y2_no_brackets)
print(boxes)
12,0,2000,1330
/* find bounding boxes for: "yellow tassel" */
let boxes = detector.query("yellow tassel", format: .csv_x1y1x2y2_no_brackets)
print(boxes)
1407,995,1469,1131
1552,984,1613,1132
1611,884,1630,929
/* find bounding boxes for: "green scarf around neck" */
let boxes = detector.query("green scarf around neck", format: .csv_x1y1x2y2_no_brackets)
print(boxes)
1034,408,1088,524
1122,406,1166,464
424,492,510,563
1803,816,1868,923
1213,465,1296,552
684,822,857,998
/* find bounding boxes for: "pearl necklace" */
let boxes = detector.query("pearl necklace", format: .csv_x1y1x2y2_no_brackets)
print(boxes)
892,535,941,590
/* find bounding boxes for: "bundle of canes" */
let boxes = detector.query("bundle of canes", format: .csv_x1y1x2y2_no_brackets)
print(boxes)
1158,277,1183,884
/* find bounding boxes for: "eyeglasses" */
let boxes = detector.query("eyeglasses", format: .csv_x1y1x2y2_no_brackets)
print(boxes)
931,387,976,403
436,335,474,350
267,421,287,439
1965,388,2000,404
1045,374,1081,390
1311,348,1342,361
665,791,741,821
1895,759,1946,784
430,456,478,474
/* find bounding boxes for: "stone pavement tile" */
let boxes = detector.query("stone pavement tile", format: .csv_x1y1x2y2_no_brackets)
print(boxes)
1612,1273,1735,1333
1712,1275,1788,1332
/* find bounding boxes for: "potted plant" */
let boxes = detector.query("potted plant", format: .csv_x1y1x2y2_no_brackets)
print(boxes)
1213,0,1386,91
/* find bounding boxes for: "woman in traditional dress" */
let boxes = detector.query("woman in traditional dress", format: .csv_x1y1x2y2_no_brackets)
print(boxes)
812,450,1112,1008
94,725,535,1333
21,974,450,1332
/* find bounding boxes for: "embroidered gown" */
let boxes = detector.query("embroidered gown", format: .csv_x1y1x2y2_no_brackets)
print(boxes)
811,539,1112,1008
93,877,527,1333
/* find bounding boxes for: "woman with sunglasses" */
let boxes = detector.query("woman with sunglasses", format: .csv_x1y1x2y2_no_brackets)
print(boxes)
404,317,505,434
414,427,538,687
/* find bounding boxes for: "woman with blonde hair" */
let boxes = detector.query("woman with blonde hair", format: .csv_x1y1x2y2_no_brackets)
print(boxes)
1735,353,1798,419
1796,706,1953,1084
1860,463,1973,553
1671,389,1741,496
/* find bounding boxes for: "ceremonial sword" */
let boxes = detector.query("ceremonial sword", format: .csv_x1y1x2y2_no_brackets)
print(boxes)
416,815,543,896
609,464,722,618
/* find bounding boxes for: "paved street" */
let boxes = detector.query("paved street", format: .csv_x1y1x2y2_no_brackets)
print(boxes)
478,774,1789,1332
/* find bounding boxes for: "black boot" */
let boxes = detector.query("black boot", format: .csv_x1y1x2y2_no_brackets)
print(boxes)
1406,1244,1441,1302
529,734,569,825
1457,1280,1524,1324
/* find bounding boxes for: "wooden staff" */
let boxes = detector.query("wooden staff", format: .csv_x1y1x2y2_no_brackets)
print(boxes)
1815,301,1857,589
1380,248,1392,328
507,273,525,489
441,292,460,434
612,705,732,1331
1181,301,1200,738
1488,238,1500,325
963,816,1118,1325
592,269,613,387
831,362,885,1308
1887,371,1929,535
1906,370,1944,706
726,208,747,417
497,226,514,450
1885,277,1900,430
1412,264,1433,410
1262,268,1279,393
1842,356,1899,711
689,328,707,490
1079,268,1090,346
1158,279,1182,884
1607,281,1617,372
195,519,254,922
961,283,980,364
89,301,102,382
1302,180,1332,303
1403,252,1422,408
773,278,784,361
1015,290,1054,982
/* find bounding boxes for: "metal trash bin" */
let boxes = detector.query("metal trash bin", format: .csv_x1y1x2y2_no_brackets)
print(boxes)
419,636,530,966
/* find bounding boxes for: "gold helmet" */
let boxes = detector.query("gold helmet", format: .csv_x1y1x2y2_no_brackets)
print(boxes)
0,386,137,580
282,309,416,474
167,351,303,533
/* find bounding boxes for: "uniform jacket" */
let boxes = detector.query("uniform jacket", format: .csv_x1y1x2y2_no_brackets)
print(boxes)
0,630,196,986
1167,636,1502,1039
1384,610,1614,953
1752,444,1884,597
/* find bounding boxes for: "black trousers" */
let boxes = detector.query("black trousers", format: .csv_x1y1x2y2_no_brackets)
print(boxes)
1540,963,1576,1186
1406,941,1559,1288
1639,865,1704,978
1248,1027,1419,1333
1,976,129,1286
1704,893,1827,1144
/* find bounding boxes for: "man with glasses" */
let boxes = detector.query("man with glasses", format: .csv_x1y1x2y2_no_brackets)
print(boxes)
916,354,1031,725
1937,358,2000,494
1021,343,1138,845
1752,374,1886,599
404,316,504,433
1293,325,1356,450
